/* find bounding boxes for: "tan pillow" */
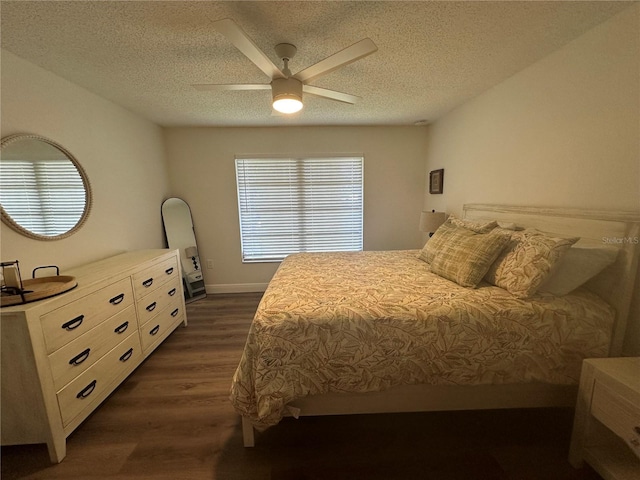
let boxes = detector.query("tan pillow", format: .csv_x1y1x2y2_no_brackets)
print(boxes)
426,223,510,288
418,216,498,264
484,229,579,298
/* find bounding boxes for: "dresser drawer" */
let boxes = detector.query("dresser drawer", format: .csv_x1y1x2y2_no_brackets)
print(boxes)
48,306,138,391
136,276,181,326
592,380,640,457
140,298,184,353
132,257,179,300
41,278,134,354
57,332,142,426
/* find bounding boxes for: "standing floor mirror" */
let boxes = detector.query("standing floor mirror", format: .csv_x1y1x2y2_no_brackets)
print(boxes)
161,198,206,303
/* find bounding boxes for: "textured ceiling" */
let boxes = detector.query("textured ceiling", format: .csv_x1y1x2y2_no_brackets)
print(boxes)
0,1,631,127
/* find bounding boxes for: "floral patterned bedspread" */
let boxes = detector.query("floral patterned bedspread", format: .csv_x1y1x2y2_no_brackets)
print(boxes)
230,250,614,430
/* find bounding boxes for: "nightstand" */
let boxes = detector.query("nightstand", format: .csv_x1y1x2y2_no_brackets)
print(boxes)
569,357,640,480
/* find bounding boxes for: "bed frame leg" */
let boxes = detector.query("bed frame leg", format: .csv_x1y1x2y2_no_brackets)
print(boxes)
242,416,255,447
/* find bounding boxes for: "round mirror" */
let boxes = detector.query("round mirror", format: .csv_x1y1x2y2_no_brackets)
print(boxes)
0,134,92,240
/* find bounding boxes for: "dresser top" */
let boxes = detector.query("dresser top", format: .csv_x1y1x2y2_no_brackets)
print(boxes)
2,249,176,314
65,249,174,282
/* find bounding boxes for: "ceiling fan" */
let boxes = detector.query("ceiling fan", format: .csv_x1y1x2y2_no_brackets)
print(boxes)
193,18,378,114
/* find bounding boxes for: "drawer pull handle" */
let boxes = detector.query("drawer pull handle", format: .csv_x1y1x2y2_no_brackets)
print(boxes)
165,267,174,275
171,308,179,317
119,348,134,362
142,278,153,288
146,302,157,312
69,348,91,366
114,321,129,334
77,380,97,399
109,293,125,305
168,288,176,296
62,315,84,331
150,325,160,336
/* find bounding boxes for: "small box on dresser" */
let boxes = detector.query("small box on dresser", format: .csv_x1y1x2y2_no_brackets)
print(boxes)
0,249,187,463
569,357,640,480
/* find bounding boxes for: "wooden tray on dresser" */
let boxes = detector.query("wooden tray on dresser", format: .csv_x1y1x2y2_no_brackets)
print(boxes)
1,276,77,307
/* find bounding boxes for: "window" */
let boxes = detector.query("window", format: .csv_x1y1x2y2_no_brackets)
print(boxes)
235,156,364,262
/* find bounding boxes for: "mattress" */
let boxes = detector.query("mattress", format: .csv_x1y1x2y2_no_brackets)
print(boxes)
230,250,614,430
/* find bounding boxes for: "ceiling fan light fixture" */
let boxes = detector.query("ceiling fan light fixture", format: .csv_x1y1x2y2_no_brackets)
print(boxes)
273,96,303,114
271,77,303,114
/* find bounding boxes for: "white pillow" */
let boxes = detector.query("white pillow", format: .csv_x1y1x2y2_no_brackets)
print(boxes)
537,246,618,296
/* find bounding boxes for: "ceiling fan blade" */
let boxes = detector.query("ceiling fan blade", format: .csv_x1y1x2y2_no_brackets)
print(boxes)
192,84,271,91
213,18,284,79
302,85,360,105
293,38,377,84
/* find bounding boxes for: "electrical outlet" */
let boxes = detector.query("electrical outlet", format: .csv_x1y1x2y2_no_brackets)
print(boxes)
207,259,214,269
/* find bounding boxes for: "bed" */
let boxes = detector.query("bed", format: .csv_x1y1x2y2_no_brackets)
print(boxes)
231,204,640,446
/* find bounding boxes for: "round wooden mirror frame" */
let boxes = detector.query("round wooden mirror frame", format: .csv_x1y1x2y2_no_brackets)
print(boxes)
0,133,93,241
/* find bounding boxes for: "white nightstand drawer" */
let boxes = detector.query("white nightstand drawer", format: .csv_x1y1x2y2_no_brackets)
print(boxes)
592,380,640,458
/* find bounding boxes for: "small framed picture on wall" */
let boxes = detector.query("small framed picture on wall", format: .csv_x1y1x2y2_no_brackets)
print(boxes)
429,169,444,194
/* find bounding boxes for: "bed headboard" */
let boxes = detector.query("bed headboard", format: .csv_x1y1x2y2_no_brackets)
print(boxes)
463,204,640,357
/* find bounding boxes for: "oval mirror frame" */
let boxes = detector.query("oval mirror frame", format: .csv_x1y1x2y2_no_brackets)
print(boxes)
0,134,93,241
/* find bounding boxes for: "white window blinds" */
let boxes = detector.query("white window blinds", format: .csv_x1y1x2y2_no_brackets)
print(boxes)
0,160,86,236
235,156,364,262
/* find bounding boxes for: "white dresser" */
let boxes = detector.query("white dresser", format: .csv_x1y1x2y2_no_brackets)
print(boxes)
569,357,640,480
1,249,187,463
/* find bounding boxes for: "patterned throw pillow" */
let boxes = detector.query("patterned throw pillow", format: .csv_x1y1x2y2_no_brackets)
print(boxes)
425,222,511,288
418,216,498,264
484,229,579,298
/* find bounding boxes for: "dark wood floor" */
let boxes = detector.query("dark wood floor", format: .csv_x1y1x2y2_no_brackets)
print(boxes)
1,293,603,479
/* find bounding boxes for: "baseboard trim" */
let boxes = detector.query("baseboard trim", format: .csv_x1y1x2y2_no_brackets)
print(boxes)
206,283,268,294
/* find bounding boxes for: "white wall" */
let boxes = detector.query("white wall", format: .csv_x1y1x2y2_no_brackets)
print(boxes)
163,126,428,291
424,5,639,215
423,5,640,355
0,50,171,274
